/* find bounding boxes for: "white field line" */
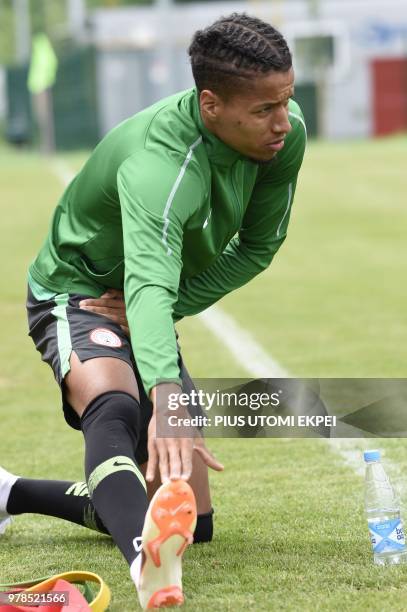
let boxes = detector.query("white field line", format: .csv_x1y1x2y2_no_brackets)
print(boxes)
48,158,401,490
198,307,289,378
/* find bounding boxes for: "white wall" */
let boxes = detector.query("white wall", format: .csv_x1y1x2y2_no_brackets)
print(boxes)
89,0,407,139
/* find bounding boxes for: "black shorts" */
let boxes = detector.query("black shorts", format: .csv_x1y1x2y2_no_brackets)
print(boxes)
26,283,200,465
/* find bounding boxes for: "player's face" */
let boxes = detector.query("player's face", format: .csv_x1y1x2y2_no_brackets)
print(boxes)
200,68,294,163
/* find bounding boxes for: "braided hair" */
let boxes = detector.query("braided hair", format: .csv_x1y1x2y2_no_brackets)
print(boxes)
188,13,292,98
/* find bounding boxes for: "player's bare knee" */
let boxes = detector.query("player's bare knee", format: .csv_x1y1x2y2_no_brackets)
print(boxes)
65,351,140,416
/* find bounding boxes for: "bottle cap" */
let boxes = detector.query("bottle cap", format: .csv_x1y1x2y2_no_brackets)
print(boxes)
364,449,381,462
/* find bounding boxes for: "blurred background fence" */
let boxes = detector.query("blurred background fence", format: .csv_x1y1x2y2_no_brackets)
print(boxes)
1,0,406,150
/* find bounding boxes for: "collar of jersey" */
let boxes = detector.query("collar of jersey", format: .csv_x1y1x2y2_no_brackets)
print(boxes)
190,89,243,167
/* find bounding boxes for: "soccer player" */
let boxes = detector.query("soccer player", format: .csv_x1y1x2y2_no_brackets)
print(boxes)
0,12,306,609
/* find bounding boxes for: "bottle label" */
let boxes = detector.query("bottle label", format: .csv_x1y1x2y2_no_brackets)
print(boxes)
368,518,406,554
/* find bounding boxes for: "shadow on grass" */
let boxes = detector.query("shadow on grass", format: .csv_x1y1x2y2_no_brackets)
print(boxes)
3,533,114,548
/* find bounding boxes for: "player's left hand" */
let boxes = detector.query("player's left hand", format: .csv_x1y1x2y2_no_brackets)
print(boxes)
193,436,224,472
79,289,129,336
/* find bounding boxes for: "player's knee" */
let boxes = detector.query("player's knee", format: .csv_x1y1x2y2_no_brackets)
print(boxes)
80,391,141,442
193,508,214,543
65,352,140,416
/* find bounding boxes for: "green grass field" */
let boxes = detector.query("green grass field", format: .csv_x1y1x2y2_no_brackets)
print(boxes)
1,136,407,611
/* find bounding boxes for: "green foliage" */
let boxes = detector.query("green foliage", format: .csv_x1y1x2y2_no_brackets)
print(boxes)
0,0,15,64
85,0,152,7
84,0,216,7
0,0,68,64
29,0,67,36
1,0,218,64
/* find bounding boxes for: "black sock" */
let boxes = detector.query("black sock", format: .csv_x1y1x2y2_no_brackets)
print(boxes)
6,478,108,533
7,478,214,543
81,391,148,566
7,479,214,543
193,509,214,543
7,390,212,553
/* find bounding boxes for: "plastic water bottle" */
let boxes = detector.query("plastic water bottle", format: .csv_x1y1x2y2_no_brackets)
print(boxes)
364,449,407,565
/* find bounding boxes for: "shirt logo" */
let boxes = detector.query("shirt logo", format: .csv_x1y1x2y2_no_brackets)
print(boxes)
89,327,122,348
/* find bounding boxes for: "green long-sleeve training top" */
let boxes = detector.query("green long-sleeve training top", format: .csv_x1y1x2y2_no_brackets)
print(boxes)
29,87,307,396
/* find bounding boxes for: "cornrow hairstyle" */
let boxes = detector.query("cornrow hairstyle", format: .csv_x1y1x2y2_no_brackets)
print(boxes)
188,13,292,98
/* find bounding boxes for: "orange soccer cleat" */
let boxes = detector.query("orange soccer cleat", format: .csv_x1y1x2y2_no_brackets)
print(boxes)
135,479,197,609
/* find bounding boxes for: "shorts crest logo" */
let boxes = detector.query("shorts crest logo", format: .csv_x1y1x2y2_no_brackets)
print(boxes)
89,327,122,348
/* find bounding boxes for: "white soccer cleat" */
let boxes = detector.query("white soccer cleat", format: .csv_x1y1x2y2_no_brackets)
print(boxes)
0,466,19,535
132,479,197,609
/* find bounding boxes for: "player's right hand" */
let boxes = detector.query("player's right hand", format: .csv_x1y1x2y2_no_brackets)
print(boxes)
79,289,129,336
146,384,223,483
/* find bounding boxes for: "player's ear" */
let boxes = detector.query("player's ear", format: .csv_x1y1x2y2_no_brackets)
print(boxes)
200,89,223,122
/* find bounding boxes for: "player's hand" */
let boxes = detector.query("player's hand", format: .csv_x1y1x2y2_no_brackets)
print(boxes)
193,435,224,472
79,289,130,336
146,385,224,483
146,415,224,483
146,412,194,483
